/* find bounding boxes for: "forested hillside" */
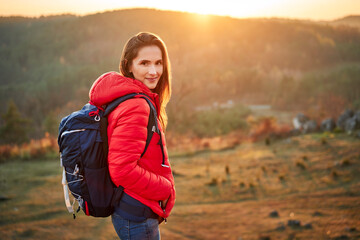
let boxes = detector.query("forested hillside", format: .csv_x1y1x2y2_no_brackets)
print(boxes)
0,9,360,141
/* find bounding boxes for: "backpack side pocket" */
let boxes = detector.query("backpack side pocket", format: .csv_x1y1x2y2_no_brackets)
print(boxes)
84,166,114,217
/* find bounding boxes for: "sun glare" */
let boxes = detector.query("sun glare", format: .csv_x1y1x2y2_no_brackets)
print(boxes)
180,2,228,16
148,0,360,21
0,0,359,20
160,0,289,18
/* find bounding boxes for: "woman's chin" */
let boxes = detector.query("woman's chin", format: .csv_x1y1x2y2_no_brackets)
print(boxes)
145,81,159,90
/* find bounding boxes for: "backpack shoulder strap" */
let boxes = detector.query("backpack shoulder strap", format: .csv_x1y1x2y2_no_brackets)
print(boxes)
101,93,159,158
103,93,139,117
138,94,158,158
137,93,166,165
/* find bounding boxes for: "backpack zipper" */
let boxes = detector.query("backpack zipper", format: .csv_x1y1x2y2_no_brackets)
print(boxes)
61,129,86,138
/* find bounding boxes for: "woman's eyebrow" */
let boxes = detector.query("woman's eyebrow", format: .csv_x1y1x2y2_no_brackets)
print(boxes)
138,58,162,62
138,59,150,63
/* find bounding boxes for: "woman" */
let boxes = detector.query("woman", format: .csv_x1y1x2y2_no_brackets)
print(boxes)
89,32,175,240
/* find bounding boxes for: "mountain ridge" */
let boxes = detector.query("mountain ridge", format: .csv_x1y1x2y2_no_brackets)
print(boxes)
0,8,359,138
1,8,358,24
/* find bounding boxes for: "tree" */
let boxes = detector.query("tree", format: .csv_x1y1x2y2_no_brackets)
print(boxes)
44,112,59,137
0,100,31,145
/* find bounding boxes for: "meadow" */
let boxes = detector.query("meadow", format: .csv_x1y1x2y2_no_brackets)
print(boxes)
1,132,359,240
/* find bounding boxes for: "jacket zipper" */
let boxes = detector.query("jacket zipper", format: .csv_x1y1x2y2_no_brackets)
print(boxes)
163,208,167,224
159,201,167,224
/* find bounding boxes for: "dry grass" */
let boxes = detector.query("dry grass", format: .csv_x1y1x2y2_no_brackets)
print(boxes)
165,133,360,239
0,133,58,162
0,133,359,239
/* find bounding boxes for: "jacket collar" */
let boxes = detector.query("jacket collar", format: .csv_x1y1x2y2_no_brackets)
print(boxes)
89,72,160,113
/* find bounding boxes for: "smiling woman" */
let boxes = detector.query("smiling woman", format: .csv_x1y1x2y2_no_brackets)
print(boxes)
87,32,175,240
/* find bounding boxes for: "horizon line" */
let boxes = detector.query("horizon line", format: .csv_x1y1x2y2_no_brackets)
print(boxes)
0,7,358,22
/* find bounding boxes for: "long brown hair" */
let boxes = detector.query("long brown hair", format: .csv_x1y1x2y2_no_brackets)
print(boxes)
120,32,171,130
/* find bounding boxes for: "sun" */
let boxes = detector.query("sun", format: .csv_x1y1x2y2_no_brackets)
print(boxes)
182,3,230,16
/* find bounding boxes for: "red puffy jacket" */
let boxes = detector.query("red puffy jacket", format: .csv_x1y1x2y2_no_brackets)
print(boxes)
89,72,175,219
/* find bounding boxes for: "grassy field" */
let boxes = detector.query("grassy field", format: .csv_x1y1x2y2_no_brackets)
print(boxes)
0,133,359,240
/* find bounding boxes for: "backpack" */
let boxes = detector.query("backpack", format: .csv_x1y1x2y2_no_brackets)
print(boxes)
58,93,161,218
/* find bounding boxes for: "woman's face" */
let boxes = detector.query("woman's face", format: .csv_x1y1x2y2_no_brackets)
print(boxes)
129,45,163,90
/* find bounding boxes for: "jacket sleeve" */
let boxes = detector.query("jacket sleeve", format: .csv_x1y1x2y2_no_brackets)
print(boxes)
107,98,172,201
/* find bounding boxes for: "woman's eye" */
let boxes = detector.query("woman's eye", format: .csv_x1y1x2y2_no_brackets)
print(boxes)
156,61,163,65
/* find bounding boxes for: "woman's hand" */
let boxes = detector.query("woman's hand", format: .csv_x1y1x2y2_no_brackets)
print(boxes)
160,197,169,209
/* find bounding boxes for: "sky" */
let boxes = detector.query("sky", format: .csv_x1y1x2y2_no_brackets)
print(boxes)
0,0,359,21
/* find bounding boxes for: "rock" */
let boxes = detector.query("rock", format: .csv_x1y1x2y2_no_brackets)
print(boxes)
312,211,324,216
293,113,309,130
354,111,360,122
353,110,360,133
337,109,354,130
344,117,358,134
0,195,10,201
333,235,350,240
297,113,309,124
259,236,271,240
275,222,286,231
345,227,357,232
287,219,301,227
293,118,301,130
321,118,336,132
303,120,318,133
269,210,279,218
303,223,313,229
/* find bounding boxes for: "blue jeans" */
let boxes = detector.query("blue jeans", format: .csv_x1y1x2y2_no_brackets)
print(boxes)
111,213,160,240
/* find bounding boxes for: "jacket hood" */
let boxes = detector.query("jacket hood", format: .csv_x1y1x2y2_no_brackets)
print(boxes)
89,72,159,108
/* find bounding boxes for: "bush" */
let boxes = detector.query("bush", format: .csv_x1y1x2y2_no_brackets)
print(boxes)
331,169,339,178
340,158,351,166
0,133,58,162
295,160,307,170
278,174,286,181
249,116,291,141
206,178,218,186
0,100,31,145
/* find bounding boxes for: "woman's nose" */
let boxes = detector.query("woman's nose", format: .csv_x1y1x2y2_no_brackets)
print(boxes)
148,65,157,75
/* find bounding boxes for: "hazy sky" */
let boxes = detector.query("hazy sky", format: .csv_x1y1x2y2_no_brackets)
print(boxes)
0,0,359,20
